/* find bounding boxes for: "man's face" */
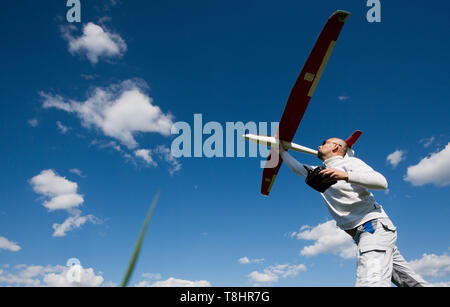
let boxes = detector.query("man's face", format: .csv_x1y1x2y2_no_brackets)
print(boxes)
318,139,340,161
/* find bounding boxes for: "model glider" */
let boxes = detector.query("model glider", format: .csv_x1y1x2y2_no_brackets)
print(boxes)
244,10,360,196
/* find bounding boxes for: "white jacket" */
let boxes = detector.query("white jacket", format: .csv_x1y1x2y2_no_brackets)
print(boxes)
280,152,388,230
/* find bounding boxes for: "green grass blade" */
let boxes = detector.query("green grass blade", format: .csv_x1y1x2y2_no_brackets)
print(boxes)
121,190,160,287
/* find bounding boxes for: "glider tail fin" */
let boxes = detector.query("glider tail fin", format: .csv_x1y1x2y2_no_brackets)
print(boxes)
345,130,362,148
344,130,362,158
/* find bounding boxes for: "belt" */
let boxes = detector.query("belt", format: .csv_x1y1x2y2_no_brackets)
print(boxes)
345,219,377,237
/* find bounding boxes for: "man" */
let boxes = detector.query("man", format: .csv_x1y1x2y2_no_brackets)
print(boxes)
276,137,428,287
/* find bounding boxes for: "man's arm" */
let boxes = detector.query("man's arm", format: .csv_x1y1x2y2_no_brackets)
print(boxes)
347,169,388,190
276,146,309,177
325,158,388,190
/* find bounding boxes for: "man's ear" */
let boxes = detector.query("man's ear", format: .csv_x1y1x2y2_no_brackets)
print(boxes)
332,144,340,153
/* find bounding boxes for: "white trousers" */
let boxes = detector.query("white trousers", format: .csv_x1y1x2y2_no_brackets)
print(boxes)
353,218,428,287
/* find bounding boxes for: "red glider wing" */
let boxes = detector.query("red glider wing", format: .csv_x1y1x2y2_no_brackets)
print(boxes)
261,11,350,196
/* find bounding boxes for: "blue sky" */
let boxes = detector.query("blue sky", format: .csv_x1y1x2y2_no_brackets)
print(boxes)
0,0,449,286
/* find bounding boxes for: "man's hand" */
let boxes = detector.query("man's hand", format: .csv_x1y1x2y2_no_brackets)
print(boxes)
319,168,349,183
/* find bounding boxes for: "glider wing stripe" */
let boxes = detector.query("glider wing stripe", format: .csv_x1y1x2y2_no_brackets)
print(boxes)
308,40,336,98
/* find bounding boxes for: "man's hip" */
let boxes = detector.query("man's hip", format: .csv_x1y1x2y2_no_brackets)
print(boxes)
351,218,398,287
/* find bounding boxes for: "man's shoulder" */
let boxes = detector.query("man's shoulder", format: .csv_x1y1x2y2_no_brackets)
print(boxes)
344,156,364,162
342,156,369,167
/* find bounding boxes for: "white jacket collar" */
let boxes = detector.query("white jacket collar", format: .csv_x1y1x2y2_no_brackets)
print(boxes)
323,156,344,167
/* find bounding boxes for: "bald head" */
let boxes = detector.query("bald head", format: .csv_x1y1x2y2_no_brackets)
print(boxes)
317,137,348,161
329,138,348,156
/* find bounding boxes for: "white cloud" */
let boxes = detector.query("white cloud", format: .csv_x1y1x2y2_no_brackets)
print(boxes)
292,220,356,259
43,266,104,287
134,280,152,287
430,281,450,287
239,257,251,264
62,22,127,64
0,265,47,286
52,214,97,237
28,118,39,127
56,121,70,134
141,273,162,280
41,92,72,112
30,170,97,237
238,257,264,264
30,169,83,212
101,0,121,11
248,264,306,284
91,139,123,153
248,270,277,283
108,0,120,6
386,150,406,168
44,194,84,212
420,136,435,148
138,277,211,287
134,149,157,167
80,74,96,80
408,252,450,278
0,263,103,287
337,95,350,101
404,143,450,187
0,236,21,252
41,80,174,149
154,145,181,175
133,146,181,173
69,168,85,177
